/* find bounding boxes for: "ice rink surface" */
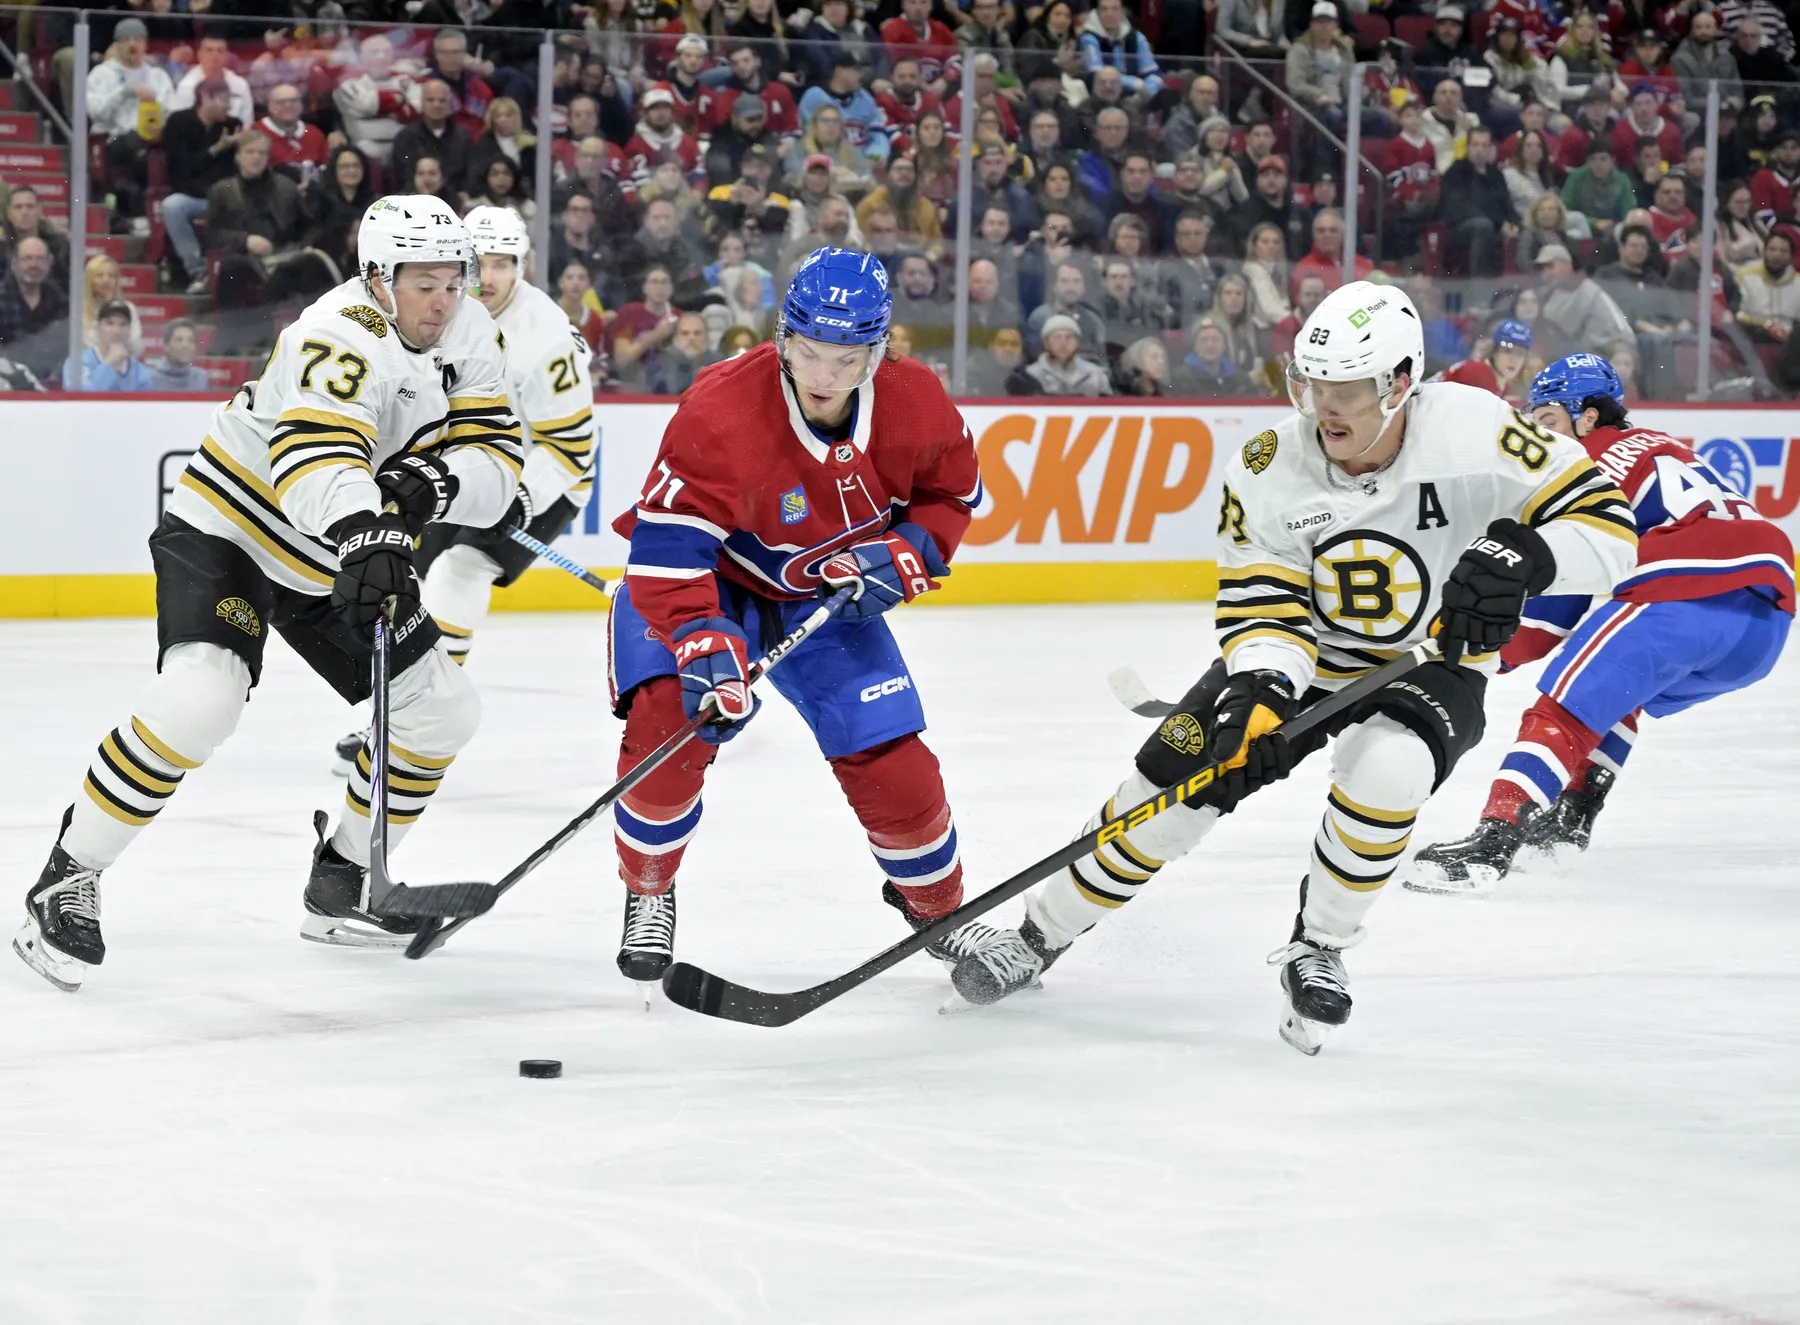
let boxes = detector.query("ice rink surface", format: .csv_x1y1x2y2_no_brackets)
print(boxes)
1,605,1796,1325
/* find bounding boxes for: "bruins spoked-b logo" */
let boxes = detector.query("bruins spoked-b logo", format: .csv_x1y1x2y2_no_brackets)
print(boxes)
1157,711,1207,757
215,597,261,638
1310,530,1429,644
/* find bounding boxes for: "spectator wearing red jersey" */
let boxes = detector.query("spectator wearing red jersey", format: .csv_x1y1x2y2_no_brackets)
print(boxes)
624,87,702,188
1382,100,1440,257
663,36,718,134
1557,83,1616,172
609,264,684,381
1364,38,1423,117
876,57,943,140
258,83,328,187
426,29,495,139
707,43,801,137
943,53,1018,143
1289,209,1372,299
880,0,961,96
1648,174,1697,255
1618,29,1681,98
1611,83,1683,164
1752,132,1800,222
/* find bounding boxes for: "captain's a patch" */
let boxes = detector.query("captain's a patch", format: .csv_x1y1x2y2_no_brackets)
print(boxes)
215,597,261,638
340,304,389,338
1242,430,1278,474
1157,712,1207,757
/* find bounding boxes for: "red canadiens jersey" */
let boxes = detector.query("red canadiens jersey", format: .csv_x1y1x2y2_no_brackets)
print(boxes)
1503,425,1795,668
1434,358,1504,397
614,344,984,640
622,125,702,185
1383,134,1439,211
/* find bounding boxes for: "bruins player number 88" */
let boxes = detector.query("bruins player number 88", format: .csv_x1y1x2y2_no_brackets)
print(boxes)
14,195,525,991
953,280,1640,1054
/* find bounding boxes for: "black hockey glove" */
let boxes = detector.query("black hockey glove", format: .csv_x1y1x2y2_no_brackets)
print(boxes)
1206,669,1298,806
376,452,459,534
328,511,419,629
1434,518,1557,666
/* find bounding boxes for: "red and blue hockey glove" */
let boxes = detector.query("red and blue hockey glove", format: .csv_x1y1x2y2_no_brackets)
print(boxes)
671,617,761,744
818,524,950,620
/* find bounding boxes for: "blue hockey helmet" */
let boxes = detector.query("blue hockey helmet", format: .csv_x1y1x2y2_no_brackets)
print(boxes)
780,247,892,348
1493,319,1532,350
1528,352,1625,417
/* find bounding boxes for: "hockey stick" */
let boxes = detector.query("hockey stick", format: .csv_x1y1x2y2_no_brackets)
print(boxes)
507,527,614,597
363,613,502,921
403,585,860,959
1107,666,1173,718
661,640,1445,1026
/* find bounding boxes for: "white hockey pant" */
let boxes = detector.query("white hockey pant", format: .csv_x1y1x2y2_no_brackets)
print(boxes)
422,543,503,666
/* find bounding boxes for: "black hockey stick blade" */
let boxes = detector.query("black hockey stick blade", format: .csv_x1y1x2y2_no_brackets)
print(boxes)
403,586,860,960
1107,666,1174,718
660,641,1443,1026
378,880,501,921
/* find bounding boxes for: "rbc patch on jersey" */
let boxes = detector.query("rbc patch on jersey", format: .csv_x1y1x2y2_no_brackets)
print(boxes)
779,486,809,525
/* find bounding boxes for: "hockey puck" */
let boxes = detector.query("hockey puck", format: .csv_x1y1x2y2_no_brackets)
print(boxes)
519,1059,562,1079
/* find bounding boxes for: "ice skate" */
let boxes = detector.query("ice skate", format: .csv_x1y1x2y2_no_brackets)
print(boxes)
947,895,1067,1009
1269,914,1353,1056
299,811,418,949
1516,766,1613,874
1401,815,1529,899
331,728,368,778
617,889,676,984
14,815,105,992
881,880,1005,969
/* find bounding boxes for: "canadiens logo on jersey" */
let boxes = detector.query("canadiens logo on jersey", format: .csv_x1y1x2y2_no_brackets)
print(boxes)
1157,712,1208,756
1243,430,1279,474
339,304,388,338
215,597,261,637
779,486,809,525
1311,530,1430,644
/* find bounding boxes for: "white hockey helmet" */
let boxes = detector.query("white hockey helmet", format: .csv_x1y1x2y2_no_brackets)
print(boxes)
357,193,474,323
465,204,531,261
1287,279,1425,432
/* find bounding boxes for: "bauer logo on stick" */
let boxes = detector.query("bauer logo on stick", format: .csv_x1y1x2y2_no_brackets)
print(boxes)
214,597,261,637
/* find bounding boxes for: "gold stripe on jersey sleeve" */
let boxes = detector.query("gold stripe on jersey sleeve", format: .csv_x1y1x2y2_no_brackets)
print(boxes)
441,438,525,478
176,471,336,587
1215,599,1311,623
198,436,280,504
531,404,594,438
444,417,524,446
130,716,202,770
447,394,510,414
275,407,375,443
535,442,592,476
1519,464,1597,527
270,430,374,464
1219,561,1311,591
273,455,375,501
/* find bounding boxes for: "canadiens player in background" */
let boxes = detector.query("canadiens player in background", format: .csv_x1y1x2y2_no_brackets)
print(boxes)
1403,354,1794,896
331,206,598,772
1433,319,1533,402
15,196,525,990
604,247,1001,986
953,282,1640,1054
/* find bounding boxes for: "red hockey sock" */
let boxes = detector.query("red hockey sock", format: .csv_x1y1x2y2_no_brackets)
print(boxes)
614,676,714,896
831,734,964,919
1482,694,1603,824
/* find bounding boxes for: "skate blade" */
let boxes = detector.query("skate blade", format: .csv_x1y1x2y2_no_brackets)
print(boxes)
1400,861,1497,899
13,918,87,992
1278,1003,1332,1056
299,913,411,950
1513,841,1583,877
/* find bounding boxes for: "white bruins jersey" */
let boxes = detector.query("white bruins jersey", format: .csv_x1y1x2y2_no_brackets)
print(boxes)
167,280,524,595
493,279,598,513
1215,383,1639,691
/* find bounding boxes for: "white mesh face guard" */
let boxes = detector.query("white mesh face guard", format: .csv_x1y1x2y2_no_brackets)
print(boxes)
357,194,475,334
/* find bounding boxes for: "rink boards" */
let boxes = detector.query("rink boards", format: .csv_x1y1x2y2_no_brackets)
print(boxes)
4,397,1799,617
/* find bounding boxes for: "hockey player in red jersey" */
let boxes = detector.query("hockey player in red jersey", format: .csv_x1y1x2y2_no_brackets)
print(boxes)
1432,318,1532,401
1405,354,1795,896
604,247,999,984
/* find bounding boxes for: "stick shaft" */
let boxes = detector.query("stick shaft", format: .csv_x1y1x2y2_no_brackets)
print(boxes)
508,528,612,596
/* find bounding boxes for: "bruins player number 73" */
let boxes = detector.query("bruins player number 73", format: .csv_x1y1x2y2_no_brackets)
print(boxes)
14,195,525,990
952,281,1640,1054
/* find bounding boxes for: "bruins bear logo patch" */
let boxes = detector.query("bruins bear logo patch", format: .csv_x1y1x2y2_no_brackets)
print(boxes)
1157,712,1207,757
340,304,389,338
1242,430,1278,474
215,597,261,637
